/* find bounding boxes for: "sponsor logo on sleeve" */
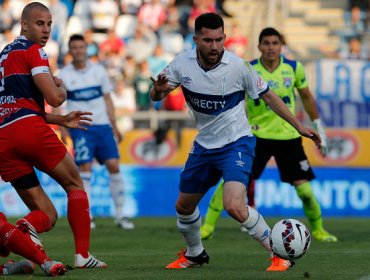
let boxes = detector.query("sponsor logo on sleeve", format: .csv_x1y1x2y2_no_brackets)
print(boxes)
38,48,48,60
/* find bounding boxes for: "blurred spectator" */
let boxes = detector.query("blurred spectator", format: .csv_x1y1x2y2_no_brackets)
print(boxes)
0,28,15,52
49,0,68,42
280,34,297,59
84,29,100,61
99,29,126,61
126,23,157,62
119,0,142,15
148,45,171,77
339,36,369,59
133,61,152,111
224,22,247,57
0,0,17,33
320,36,369,60
163,87,186,112
112,77,136,134
137,0,167,34
187,0,216,32
89,0,119,34
122,55,137,85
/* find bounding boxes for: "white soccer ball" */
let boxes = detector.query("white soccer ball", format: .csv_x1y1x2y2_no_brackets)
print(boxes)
270,219,311,260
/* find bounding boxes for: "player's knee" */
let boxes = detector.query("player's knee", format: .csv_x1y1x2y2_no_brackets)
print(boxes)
175,201,195,215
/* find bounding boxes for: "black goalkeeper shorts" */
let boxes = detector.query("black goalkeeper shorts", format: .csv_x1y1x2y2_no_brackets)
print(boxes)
252,137,315,185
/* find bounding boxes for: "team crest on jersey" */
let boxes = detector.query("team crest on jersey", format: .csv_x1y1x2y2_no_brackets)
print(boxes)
38,48,48,60
256,77,265,90
283,77,292,88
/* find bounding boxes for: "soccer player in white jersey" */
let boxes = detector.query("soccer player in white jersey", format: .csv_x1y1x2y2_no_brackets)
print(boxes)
150,13,322,272
58,34,134,230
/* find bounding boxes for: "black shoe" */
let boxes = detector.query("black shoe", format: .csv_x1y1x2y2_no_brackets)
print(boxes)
186,250,210,266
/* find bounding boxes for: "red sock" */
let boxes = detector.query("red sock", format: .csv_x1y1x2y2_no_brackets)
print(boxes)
68,190,90,258
0,220,50,266
22,210,52,233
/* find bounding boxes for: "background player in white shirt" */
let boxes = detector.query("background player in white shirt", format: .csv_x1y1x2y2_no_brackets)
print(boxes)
150,13,321,272
58,34,134,230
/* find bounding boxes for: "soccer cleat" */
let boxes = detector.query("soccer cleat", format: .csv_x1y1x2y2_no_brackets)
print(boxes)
0,260,35,275
16,219,45,253
200,224,214,240
115,217,135,230
74,253,108,268
266,255,291,271
166,249,209,269
312,229,337,242
41,261,67,276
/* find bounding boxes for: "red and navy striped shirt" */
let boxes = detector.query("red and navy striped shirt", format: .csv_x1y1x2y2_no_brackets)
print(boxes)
0,35,50,128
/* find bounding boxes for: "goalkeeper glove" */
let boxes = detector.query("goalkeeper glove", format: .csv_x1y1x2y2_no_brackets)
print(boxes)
312,119,327,156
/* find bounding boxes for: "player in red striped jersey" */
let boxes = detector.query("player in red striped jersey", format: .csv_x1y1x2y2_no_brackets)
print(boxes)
0,2,106,269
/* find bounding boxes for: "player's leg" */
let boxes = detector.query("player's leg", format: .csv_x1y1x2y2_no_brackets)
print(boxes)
294,180,337,242
78,162,95,229
166,141,217,269
166,191,209,269
275,138,337,242
70,128,96,229
97,125,134,229
0,212,66,276
48,152,107,268
200,179,225,239
104,158,134,229
220,136,290,271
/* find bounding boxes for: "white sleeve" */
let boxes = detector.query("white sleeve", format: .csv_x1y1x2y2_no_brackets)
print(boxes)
161,55,181,88
242,62,269,99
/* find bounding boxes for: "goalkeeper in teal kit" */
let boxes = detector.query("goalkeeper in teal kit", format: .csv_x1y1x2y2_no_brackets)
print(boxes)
201,27,337,242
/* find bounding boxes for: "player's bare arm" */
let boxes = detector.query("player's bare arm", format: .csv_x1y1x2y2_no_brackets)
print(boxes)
104,93,123,143
33,73,67,107
149,74,175,101
261,89,321,146
297,87,328,156
46,111,92,130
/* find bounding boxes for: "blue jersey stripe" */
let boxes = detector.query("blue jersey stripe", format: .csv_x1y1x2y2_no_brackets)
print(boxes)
67,86,103,101
182,86,245,115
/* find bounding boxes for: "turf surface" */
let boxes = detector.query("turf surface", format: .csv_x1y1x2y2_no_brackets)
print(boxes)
4,217,370,279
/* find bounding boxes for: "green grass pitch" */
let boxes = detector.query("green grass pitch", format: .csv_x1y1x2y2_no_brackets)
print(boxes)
5,217,370,279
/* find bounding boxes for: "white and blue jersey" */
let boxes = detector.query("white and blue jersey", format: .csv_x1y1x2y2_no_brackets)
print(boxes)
161,49,269,193
59,61,119,165
59,60,113,125
162,48,269,149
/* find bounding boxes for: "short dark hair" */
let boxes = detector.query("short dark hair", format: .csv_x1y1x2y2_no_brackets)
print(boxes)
68,34,85,47
258,27,282,44
195,13,224,34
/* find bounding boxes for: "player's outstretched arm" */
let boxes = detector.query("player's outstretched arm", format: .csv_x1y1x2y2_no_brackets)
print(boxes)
46,111,92,130
149,74,175,101
261,90,321,147
298,87,328,156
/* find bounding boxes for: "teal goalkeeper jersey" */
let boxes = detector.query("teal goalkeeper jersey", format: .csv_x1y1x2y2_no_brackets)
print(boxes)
246,56,308,140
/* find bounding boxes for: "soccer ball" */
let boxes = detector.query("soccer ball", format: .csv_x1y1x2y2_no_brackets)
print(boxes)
270,219,311,260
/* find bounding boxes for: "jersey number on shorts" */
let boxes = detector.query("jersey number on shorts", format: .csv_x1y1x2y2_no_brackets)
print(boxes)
74,137,90,162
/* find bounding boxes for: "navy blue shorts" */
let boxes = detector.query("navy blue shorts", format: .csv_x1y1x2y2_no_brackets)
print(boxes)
179,136,256,193
69,124,119,165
